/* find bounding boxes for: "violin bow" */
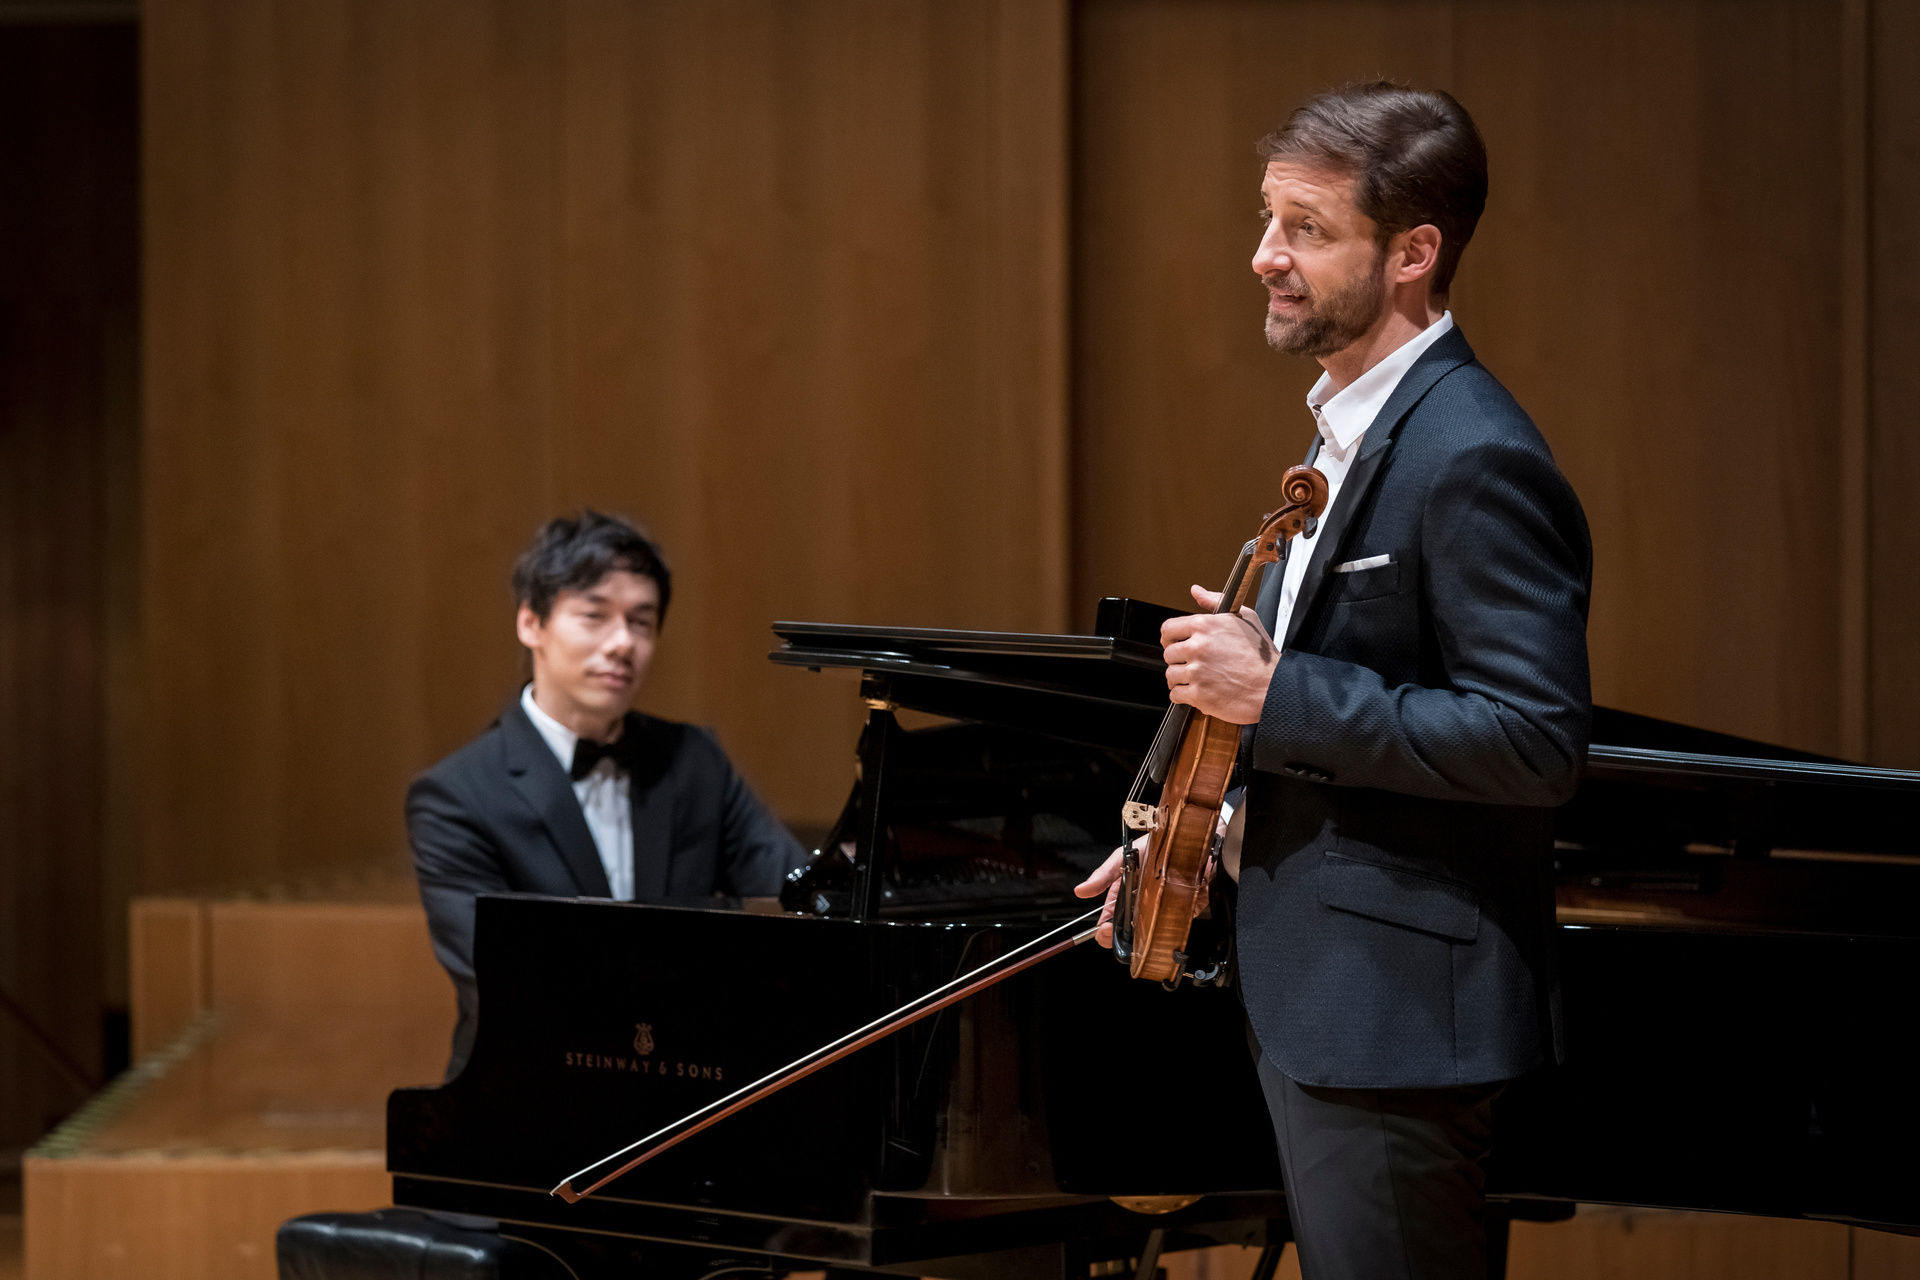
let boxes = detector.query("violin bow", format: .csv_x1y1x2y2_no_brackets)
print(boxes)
552,905,1102,1203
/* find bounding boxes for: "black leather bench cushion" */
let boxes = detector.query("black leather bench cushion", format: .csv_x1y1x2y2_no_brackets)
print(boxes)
276,1209,572,1280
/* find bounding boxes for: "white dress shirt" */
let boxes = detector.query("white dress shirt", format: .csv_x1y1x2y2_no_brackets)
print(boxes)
521,683,634,900
1271,312,1456,647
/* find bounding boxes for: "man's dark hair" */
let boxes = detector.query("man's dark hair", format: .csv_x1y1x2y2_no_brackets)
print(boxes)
511,510,672,623
1258,82,1487,295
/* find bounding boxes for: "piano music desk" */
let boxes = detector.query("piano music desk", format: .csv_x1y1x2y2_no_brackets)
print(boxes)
23,874,452,1280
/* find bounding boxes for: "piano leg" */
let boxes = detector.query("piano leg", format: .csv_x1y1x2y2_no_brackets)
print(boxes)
850,697,897,921
1248,1241,1287,1280
1485,1205,1510,1280
1131,1229,1165,1280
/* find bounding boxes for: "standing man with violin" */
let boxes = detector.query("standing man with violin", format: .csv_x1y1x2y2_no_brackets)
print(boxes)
1079,84,1592,1280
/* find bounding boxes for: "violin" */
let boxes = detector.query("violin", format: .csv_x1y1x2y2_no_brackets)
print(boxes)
550,465,1327,1203
1113,465,1329,985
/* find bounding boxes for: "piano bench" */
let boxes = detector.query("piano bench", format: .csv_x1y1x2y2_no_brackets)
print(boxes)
277,1209,573,1280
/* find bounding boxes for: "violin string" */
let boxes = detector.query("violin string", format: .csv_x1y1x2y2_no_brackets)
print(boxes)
553,904,1103,1196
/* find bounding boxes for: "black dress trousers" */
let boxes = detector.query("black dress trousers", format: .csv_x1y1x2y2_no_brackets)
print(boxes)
1254,1042,1504,1280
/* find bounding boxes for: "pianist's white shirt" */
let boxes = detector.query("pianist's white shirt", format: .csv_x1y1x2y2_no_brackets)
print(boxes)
521,683,635,900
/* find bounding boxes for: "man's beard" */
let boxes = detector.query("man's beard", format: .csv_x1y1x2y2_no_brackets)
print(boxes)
1262,250,1388,358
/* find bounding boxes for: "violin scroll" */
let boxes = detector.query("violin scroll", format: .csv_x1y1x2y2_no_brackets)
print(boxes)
1253,464,1330,563
1223,465,1328,615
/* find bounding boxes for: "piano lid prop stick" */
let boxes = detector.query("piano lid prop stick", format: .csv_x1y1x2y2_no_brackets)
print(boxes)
553,907,1103,1203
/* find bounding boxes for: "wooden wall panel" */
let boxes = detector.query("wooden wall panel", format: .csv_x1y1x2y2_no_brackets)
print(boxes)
1071,0,1454,627
129,893,451,1060
0,19,136,1170
137,0,1920,901
128,900,206,1061
1869,0,1920,768
25,1155,387,1280
1073,0,1903,761
1451,0,1850,757
204,901,448,1020
1162,1243,1302,1279
141,0,1068,890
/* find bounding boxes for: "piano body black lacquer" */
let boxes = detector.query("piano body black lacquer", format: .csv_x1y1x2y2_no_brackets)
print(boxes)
387,600,1920,1278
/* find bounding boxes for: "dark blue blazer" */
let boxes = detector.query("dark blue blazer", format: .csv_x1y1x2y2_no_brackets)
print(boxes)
1237,325,1592,1089
406,696,806,1077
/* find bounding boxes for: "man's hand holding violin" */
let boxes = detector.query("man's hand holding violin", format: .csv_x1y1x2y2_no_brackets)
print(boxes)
1072,583,1278,947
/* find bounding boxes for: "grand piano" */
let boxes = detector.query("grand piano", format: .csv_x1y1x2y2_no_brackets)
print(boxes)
386,600,1920,1278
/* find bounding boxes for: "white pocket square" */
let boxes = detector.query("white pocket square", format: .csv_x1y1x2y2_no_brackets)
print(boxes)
1333,554,1392,573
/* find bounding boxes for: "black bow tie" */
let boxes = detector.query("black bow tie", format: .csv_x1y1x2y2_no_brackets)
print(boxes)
570,734,637,781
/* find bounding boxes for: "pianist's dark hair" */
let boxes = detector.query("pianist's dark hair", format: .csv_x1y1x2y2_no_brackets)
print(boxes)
512,510,673,624
1258,82,1487,295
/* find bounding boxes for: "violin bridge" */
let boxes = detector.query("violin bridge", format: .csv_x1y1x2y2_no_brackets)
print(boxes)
1122,801,1162,832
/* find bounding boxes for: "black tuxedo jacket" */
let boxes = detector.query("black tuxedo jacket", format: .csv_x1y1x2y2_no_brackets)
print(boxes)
1238,325,1592,1089
406,696,805,1077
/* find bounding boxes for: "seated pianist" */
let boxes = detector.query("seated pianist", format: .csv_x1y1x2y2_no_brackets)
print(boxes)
407,511,806,1077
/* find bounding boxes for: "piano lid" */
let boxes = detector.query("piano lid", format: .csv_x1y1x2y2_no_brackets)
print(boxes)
770,598,1920,801
768,612,1169,752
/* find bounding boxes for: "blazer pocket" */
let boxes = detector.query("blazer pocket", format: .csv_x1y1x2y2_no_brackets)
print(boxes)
1324,557,1402,603
1317,851,1480,942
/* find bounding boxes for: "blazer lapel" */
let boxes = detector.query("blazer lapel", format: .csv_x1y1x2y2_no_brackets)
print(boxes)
624,715,682,902
499,697,613,898
1281,327,1475,652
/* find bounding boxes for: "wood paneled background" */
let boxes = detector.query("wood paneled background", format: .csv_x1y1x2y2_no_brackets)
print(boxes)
1869,0,1920,769
141,0,1068,892
3,0,1916,1161
1074,0,1913,766
137,0,1919,892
